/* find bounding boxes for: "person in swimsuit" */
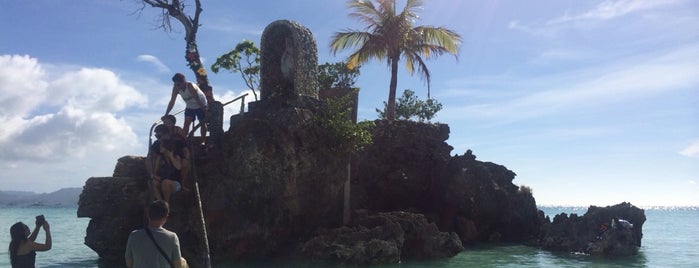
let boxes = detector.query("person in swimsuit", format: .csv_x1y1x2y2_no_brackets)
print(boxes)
8,217,51,268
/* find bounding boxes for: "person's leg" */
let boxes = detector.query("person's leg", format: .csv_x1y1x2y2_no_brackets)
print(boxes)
152,180,163,201
196,108,207,144
180,160,190,191
161,179,181,202
200,121,207,142
183,108,195,136
183,116,193,137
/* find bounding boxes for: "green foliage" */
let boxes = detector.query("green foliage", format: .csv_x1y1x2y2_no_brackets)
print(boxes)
316,89,374,154
317,62,360,89
377,89,442,122
211,40,260,100
330,0,461,120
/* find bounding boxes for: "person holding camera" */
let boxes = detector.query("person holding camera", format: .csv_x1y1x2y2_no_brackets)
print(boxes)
8,215,52,267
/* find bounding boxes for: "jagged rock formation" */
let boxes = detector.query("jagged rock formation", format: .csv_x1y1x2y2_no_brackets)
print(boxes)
302,210,463,264
77,19,643,267
352,120,542,245
78,120,645,266
539,202,645,255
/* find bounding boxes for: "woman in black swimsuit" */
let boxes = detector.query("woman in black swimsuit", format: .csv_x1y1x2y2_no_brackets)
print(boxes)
9,217,51,268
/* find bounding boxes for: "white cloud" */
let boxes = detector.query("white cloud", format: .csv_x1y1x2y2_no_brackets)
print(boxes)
548,0,679,24
0,55,49,116
439,44,699,122
0,55,146,164
137,54,171,73
47,68,148,112
509,0,684,36
534,49,585,63
206,19,263,36
680,140,699,158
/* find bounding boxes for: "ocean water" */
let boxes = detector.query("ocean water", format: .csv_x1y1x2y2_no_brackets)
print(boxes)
1,206,697,267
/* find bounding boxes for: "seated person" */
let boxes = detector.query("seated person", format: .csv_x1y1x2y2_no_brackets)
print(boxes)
161,114,186,140
147,125,187,202
161,115,191,191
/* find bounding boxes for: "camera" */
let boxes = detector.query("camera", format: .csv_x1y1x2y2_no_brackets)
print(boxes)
36,215,45,225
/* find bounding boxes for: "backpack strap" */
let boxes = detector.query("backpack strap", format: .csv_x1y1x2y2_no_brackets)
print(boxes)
144,228,175,268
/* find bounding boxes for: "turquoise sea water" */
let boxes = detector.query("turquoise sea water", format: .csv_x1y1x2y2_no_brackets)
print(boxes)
1,206,697,267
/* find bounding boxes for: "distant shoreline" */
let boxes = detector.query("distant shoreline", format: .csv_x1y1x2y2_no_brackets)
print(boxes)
0,187,81,208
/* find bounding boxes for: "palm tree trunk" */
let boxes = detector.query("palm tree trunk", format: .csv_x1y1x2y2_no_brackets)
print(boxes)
387,57,399,121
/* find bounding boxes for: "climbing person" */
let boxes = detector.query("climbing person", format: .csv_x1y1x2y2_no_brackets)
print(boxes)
165,73,209,145
161,114,186,140
125,200,187,268
160,115,192,191
148,124,187,202
8,215,52,267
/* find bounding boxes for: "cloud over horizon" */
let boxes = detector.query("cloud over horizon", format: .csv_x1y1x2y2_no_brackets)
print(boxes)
0,54,148,192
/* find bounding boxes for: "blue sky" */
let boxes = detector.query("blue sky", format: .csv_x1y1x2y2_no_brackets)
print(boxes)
1,0,697,206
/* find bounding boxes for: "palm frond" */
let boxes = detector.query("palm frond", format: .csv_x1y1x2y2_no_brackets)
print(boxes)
330,31,372,54
414,26,461,55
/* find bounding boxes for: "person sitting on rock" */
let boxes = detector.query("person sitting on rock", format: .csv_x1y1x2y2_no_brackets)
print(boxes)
148,124,187,202
161,114,186,139
161,115,191,191
611,217,633,230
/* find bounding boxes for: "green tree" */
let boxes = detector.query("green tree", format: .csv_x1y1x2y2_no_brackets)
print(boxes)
210,40,260,100
317,62,361,89
316,89,374,154
210,39,359,97
377,89,442,122
330,0,461,121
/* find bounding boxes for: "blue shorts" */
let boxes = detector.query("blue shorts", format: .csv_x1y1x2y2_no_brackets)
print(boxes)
184,108,206,122
172,180,182,192
164,179,182,192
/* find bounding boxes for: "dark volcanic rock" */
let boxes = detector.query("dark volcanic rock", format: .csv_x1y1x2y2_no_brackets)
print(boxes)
302,210,463,265
78,176,148,260
352,121,541,245
196,100,348,261
79,117,643,265
539,202,645,256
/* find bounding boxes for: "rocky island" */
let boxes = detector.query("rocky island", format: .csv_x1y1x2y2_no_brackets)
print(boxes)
77,20,645,267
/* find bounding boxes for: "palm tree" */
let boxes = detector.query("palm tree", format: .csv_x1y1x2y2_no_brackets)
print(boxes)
331,0,461,121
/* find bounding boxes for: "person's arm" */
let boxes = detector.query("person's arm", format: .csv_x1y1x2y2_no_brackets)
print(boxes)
125,257,134,268
165,150,183,170
29,221,51,252
165,86,179,115
174,257,186,268
153,154,163,181
28,223,40,242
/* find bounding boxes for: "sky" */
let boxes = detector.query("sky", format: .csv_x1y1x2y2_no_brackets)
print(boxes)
1,0,697,207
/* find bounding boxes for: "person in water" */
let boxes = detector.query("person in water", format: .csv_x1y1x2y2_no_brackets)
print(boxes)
8,216,52,267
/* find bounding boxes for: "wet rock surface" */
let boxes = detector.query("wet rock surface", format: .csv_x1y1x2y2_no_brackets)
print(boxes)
539,202,645,256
